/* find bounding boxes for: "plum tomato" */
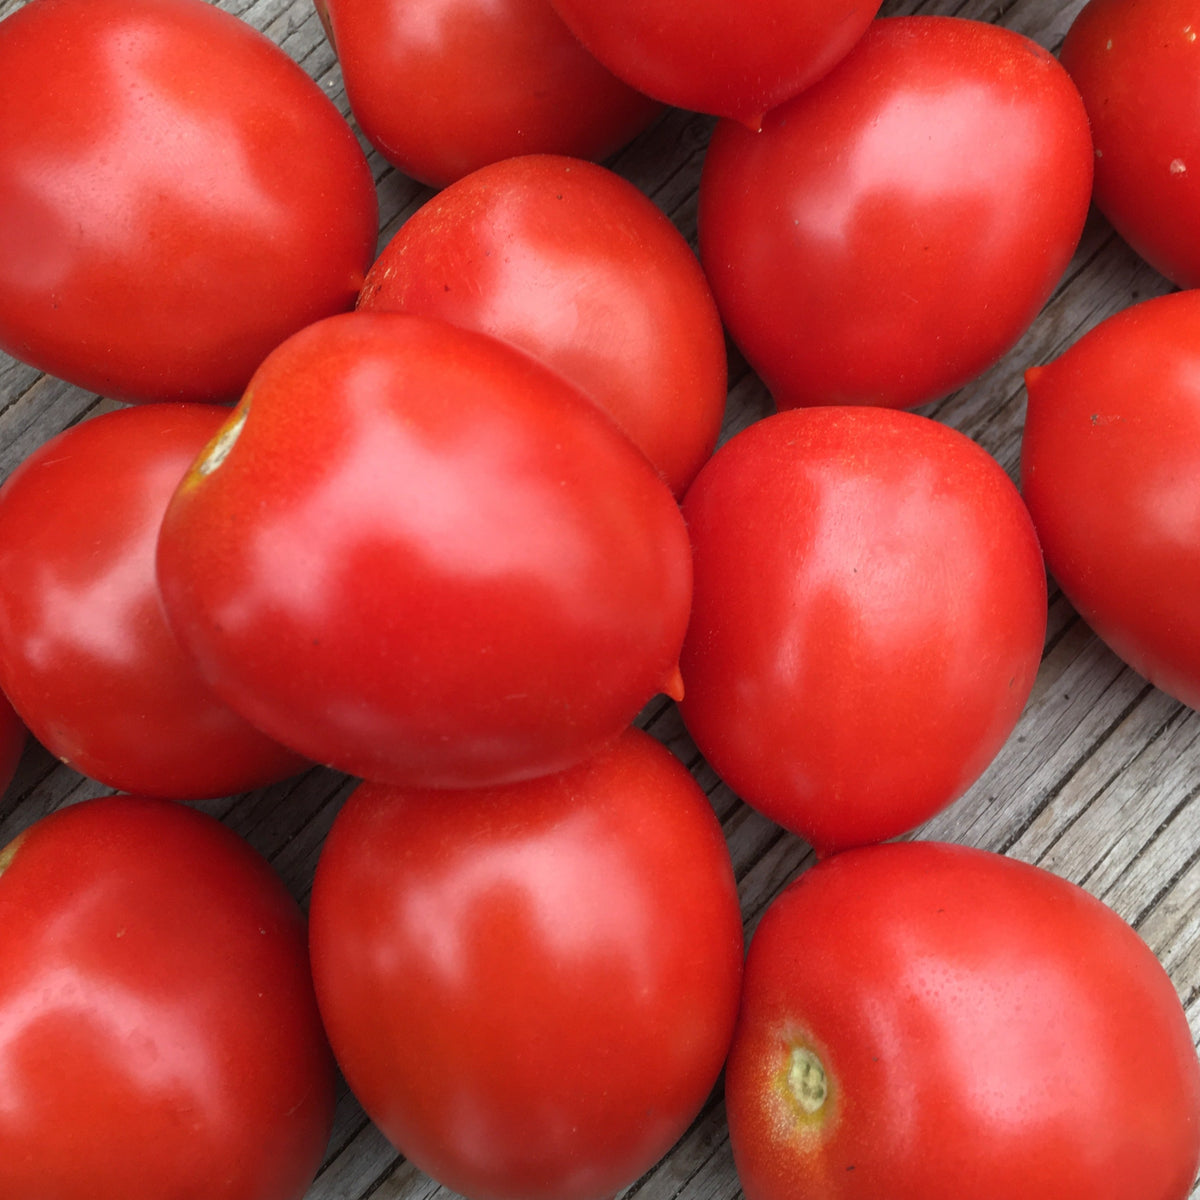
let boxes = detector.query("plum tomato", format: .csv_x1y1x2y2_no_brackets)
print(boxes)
725,841,1200,1200
1061,0,1200,287
0,404,309,799
0,688,25,797
0,794,336,1200
308,726,745,1200
1021,289,1200,710
547,0,881,128
357,154,727,497
677,406,1047,856
0,0,377,404
312,0,662,188
156,312,693,788
698,15,1094,410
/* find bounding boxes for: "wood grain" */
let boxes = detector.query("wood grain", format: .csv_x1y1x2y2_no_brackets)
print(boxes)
1,0,1197,1196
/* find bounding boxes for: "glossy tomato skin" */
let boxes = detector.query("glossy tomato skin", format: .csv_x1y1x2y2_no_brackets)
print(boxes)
698,16,1094,411
0,404,309,799
726,841,1200,1200
358,154,727,497
1021,290,1200,710
678,406,1047,856
0,688,25,796
547,0,881,128
0,0,377,404
309,726,745,1200
0,794,336,1200
1061,0,1200,287
314,0,661,188
156,312,693,788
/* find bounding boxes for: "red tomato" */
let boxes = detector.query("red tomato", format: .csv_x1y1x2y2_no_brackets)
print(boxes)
0,0,377,404
156,312,693,788
312,0,662,188
698,16,1094,411
547,0,881,128
1061,0,1200,287
0,794,335,1200
0,689,25,797
1021,289,1200,711
725,841,1200,1200
0,405,308,799
358,154,727,497
677,406,1047,856
308,726,744,1200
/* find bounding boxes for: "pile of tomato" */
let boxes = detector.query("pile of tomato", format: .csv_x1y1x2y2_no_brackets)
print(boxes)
0,0,1199,1197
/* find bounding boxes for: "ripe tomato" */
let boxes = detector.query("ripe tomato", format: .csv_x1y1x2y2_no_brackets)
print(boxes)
156,312,693,788
0,404,308,799
358,154,727,497
1021,289,1200,711
308,726,744,1200
0,794,336,1200
547,0,881,128
0,0,377,404
1060,0,1200,287
677,406,1047,856
725,841,1200,1200
698,16,1094,411
0,689,25,797
312,0,662,188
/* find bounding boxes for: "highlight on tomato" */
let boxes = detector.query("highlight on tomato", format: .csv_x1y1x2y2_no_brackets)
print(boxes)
726,841,1200,1200
358,154,728,497
309,726,745,1200
0,794,336,1200
678,405,1047,856
0,404,309,800
156,312,693,789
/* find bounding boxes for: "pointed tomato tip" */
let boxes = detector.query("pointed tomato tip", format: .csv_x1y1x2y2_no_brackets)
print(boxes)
662,663,685,702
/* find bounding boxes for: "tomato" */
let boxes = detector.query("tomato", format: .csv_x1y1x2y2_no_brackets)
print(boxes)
0,404,308,799
0,688,25,797
1060,0,1200,288
308,726,744,1200
0,0,377,405
156,312,693,788
312,0,662,188
725,840,1200,1200
0,793,335,1200
1021,289,1200,710
547,0,881,128
677,406,1047,857
357,154,727,497
698,16,1094,411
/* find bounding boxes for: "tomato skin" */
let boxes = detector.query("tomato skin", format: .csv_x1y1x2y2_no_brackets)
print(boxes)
0,0,377,404
308,726,745,1200
547,0,881,128
1061,0,1200,287
0,404,309,799
314,0,662,188
725,841,1200,1200
358,154,727,497
0,689,25,796
156,312,693,788
698,16,1093,411
0,794,336,1200
677,406,1047,856
1021,289,1200,710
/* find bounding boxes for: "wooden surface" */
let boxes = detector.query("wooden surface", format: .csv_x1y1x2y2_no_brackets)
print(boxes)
1,0,1197,1196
